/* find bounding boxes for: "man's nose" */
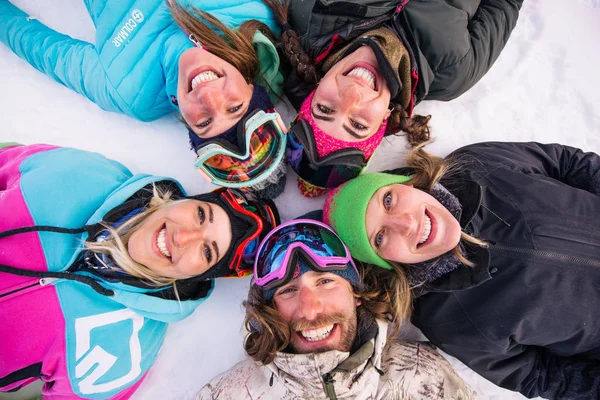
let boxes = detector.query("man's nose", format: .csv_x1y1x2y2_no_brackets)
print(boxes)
298,287,323,321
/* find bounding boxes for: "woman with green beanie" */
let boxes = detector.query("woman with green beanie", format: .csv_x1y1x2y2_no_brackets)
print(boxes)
323,141,600,399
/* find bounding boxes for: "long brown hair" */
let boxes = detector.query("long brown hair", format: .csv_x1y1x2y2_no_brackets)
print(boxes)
243,263,412,364
261,0,431,146
170,2,276,85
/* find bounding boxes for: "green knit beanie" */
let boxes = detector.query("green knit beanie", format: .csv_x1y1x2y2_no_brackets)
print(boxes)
323,173,411,269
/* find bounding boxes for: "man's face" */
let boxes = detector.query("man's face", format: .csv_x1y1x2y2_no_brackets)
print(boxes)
273,271,360,354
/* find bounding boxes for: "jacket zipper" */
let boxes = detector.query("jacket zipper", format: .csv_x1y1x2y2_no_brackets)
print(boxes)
493,245,600,268
0,278,58,299
323,372,338,400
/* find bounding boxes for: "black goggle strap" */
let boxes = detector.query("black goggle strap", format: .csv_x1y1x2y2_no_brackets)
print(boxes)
289,119,367,168
221,189,264,275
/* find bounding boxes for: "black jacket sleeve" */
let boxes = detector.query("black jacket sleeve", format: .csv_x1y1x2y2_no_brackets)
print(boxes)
453,141,600,195
415,292,600,399
427,0,524,100
437,332,600,399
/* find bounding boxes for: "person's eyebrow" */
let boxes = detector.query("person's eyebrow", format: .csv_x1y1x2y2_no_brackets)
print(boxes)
212,240,220,262
368,191,384,248
207,203,214,224
311,108,334,122
194,104,247,137
343,124,368,139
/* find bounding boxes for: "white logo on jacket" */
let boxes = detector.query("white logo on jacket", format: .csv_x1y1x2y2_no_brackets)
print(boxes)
112,10,145,48
74,309,144,394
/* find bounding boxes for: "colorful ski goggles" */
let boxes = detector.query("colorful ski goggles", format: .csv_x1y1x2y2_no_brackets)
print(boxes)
286,118,367,189
211,188,279,277
254,219,358,291
194,109,287,189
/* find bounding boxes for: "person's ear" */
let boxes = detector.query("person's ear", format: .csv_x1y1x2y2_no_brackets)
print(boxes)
384,104,395,121
356,299,362,306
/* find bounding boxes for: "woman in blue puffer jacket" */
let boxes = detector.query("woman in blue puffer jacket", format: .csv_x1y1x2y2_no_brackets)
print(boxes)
0,0,283,141
0,142,279,399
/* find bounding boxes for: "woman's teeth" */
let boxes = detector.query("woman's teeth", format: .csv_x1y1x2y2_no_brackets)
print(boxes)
157,228,171,258
300,324,334,342
419,214,432,244
191,71,219,90
347,67,376,90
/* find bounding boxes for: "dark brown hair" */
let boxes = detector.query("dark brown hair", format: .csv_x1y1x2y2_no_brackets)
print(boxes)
261,0,431,147
387,104,432,147
243,263,411,364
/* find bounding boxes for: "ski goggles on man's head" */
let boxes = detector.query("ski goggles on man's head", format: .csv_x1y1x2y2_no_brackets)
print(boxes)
254,219,358,291
194,109,287,188
286,119,367,190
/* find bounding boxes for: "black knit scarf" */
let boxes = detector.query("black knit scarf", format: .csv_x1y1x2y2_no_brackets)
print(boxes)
404,183,463,287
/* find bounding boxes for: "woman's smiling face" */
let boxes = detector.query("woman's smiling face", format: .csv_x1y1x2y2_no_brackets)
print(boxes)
177,48,253,139
365,184,462,264
311,46,391,142
127,199,232,279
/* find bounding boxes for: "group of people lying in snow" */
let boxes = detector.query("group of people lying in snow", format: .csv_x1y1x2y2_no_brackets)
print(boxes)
2,0,600,399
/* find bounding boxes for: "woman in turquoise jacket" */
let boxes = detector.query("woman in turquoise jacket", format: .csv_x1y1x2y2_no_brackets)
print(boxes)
0,142,279,399
0,0,283,141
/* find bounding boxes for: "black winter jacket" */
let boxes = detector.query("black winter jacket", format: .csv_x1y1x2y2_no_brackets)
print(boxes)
288,0,523,108
411,142,600,399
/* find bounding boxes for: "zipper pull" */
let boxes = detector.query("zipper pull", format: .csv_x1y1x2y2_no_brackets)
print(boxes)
323,372,338,400
189,34,203,48
40,278,59,286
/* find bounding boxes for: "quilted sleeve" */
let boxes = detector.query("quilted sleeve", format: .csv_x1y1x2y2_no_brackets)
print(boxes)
0,1,127,115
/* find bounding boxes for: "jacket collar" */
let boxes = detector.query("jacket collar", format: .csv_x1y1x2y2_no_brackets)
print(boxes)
413,180,492,297
265,320,388,398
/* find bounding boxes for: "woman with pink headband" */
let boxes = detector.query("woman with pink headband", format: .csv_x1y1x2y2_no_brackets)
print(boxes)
264,0,524,197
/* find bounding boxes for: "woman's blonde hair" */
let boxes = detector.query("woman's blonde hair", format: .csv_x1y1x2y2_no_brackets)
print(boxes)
85,186,186,287
243,263,411,364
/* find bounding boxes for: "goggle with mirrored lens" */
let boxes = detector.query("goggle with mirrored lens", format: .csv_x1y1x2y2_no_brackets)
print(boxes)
286,119,367,190
254,219,358,291
194,110,287,188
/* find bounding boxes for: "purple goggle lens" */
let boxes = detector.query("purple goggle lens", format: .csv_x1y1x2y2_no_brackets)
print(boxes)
254,219,357,291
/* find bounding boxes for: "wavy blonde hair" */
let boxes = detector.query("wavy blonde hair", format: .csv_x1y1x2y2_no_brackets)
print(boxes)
243,263,411,364
85,186,187,287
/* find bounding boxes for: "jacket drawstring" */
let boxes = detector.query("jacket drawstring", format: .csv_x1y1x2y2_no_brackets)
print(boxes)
269,372,275,387
0,264,113,296
481,204,511,227
0,225,87,239
0,224,114,296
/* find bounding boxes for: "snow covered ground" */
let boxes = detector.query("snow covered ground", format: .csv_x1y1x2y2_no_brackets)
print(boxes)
1,0,599,399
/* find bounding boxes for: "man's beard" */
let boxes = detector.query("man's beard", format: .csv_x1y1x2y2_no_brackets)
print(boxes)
288,309,358,354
